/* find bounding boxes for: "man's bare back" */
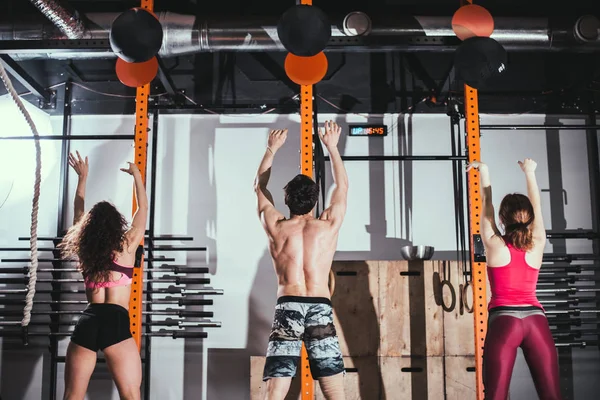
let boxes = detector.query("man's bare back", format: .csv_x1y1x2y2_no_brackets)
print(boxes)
269,215,339,298
254,121,348,299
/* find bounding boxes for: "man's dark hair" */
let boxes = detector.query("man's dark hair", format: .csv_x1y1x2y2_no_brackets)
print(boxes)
284,174,319,216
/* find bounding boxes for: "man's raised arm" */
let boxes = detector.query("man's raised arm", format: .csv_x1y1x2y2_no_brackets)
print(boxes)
319,121,348,228
254,129,287,230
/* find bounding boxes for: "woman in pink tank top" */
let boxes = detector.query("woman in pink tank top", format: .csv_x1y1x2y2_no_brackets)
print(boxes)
468,158,561,400
58,152,148,400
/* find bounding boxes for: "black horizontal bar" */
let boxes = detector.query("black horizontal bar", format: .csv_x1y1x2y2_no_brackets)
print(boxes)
546,231,600,239
144,331,208,339
325,155,468,161
146,247,207,252
20,235,195,242
147,277,210,284
53,356,148,364
150,104,299,113
0,299,87,305
148,267,209,274
146,236,194,241
0,40,110,52
480,125,600,131
0,289,86,295
0,267,210,274
0,248,55,252
0,135,134,141
542,254,600,262
0,257,175,263
0,310,214,317
0,278,82,284
149,299,213,306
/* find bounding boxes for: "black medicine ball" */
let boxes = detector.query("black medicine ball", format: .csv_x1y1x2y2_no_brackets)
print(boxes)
110,8,163,63
277,5,331,57
454,37,507,89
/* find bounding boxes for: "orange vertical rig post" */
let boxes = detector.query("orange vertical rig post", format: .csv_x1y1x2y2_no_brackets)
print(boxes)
299,0,316,396
465,85,486,400
299,85,315,398
127,0,153,350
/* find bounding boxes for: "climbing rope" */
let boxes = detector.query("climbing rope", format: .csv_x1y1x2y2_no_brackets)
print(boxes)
0,61,42,333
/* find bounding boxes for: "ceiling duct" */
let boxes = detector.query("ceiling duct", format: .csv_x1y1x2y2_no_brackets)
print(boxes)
27,0,86,39
1,12,599,60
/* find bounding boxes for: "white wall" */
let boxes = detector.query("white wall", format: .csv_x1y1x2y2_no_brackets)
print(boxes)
0,108,598,399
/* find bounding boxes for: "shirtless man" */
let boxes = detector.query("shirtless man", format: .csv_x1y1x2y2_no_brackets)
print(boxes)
254,121,348,400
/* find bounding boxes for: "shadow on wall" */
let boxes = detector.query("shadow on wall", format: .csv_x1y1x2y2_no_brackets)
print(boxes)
332,260,385,399
187,116,297,399
168,116,219,398
204,250,279,400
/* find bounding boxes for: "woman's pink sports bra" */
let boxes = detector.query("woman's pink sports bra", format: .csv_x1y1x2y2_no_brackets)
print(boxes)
84,260,134,289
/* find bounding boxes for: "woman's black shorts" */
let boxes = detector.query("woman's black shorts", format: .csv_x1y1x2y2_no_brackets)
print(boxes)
71,303,132,351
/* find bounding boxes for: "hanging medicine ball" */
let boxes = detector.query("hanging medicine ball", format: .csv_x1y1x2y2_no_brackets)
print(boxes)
277,5,331,57
454,36,507,89
110,8,163,63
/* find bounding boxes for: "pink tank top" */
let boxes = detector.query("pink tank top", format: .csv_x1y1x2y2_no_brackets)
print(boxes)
84,260,134,289
487,242,543,310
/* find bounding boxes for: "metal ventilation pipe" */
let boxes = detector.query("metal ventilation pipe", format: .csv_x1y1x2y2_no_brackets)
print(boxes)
1,12,599,60
28,0,85,39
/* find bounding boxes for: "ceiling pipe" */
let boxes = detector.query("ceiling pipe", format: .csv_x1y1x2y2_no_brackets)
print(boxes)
27,0,86,39
1,12,599,60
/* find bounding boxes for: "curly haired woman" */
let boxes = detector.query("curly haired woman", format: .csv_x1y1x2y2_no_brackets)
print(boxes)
60,152,148,400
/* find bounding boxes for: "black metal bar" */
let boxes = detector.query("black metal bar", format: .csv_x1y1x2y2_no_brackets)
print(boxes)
585,102,600,349
543,254,600,262
143,108,160,400
0,299,86,305
0,310,214,317
0,54,54,105
1,257,175,263
148,266,209,274
49,80,73,400
52,356,148,364
0,135,135,140
145,247,207,251
145,236,194,241
0,267,209,274
150,104,299,113
480,125,600,130
0,248,55,251
146,277,210,284
57,81,72,238
155,56,177,96
144,331,208,339
18,235,194,241
546,230,600,239
0,278,82,284
324,155,468,161
0,40,110,52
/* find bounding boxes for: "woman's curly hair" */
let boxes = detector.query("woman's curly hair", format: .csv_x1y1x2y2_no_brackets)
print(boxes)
59,201,128,284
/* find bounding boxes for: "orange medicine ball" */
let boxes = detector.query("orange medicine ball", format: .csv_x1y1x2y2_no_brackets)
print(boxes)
284,52,328,86
115,57,159,88
452,4,494,41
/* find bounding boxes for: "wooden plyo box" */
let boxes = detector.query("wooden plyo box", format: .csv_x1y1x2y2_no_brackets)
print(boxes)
330,261,381,357
378,261,444,357
250,356,475,399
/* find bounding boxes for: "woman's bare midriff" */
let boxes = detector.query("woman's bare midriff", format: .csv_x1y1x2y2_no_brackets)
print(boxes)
86,285,131,310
